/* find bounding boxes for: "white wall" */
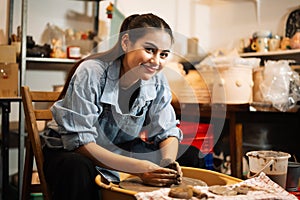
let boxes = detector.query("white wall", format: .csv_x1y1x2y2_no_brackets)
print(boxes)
0,0,299,116
0,0,298,120
116,0,300,54
1,0,8,43
2,0,300,55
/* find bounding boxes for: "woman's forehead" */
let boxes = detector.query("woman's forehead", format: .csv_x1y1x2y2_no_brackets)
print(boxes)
133,30,172,49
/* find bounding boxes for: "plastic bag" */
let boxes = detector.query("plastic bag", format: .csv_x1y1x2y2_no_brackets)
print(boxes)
260,60,300,111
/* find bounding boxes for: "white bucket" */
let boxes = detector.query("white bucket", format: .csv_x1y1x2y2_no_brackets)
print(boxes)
246,150,291,188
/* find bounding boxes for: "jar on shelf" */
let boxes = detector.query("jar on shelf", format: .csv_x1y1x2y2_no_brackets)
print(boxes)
251,30,272,52
290,30,300,49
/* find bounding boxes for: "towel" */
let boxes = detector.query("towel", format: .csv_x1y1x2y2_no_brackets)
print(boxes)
135,172,297,200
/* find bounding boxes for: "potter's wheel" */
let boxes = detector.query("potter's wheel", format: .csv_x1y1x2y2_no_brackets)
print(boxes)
119,176,207,192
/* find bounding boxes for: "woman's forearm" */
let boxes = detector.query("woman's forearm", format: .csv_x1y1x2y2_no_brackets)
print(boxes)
76,141,182,187
75,142,158,174
159,136,179,161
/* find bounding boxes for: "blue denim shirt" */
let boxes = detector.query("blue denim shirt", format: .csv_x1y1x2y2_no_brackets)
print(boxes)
43,58,182,153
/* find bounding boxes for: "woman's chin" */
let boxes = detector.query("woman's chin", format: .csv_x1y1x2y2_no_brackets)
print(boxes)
141,76,152,81
139,71,157,80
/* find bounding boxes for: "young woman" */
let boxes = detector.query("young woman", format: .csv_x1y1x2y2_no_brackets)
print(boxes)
42,13,183,200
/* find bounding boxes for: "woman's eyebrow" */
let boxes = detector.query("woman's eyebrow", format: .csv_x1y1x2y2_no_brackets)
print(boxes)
144,42,170,52
144,42,158,48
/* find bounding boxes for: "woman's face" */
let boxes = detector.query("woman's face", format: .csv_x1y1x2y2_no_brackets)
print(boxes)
121,30,172,82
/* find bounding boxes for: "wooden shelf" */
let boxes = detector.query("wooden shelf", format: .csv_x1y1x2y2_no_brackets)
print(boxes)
240,49,300,57
25,57,79,63
240,49,300,65
24,57,78,71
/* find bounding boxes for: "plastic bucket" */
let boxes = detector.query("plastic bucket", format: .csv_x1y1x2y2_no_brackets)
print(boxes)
286,161,300,191
246,150,291,188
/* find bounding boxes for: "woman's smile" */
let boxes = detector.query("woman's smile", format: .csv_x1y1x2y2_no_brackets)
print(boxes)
141,63,160,73
121,30,172,81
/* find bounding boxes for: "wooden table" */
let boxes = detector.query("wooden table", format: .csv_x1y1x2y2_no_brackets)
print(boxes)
168,69,300,178
172,101,300,179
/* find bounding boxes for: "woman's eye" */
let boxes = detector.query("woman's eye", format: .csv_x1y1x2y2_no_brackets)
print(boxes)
145,48,155,54
144,47,169,59
160,52,169,59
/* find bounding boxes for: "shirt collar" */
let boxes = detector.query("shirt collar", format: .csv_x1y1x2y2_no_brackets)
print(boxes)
100,59,157,105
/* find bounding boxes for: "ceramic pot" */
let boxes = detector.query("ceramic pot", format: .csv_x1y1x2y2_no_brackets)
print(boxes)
290,31,300,49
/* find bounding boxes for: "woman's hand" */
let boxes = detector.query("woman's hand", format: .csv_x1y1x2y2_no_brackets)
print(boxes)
160,159,183,184
77,143,183,187
136,160,182,187
172,161,183,183
138,166,180,187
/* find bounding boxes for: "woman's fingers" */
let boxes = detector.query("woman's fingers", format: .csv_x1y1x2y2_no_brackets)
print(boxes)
143,176,179,187
141,168,181,186
152,168,178,174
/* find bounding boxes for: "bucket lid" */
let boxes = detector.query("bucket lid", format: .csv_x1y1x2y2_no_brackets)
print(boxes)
246,150,291,160
288,161,300,168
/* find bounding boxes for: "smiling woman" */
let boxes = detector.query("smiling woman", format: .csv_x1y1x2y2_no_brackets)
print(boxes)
41,13,184,200
120,29,172,85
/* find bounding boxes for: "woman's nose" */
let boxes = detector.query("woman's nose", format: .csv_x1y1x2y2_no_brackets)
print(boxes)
150,54,160,65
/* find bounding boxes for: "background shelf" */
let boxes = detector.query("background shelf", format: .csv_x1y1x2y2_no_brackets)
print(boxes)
240,49,300,65
25,57,79,64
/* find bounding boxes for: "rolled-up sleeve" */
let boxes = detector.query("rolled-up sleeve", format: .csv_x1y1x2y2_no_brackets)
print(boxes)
146,75,183,146
51,60,106,150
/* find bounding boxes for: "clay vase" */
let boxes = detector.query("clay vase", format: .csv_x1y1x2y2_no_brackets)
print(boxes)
290,31,300,49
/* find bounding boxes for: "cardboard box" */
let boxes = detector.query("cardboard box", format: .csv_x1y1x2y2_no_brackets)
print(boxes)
0,63,18,97
0,45,17,63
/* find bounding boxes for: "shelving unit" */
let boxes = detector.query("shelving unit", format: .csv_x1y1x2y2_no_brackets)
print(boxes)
20,0,102,86
25,57,79,64
240,49,300,65
14,1,102,200
25,57,78,71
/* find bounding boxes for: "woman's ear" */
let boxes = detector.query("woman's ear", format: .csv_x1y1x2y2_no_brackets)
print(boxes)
121,34,129,52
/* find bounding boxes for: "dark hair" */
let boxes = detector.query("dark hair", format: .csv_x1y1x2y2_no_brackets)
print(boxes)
58,13,174,99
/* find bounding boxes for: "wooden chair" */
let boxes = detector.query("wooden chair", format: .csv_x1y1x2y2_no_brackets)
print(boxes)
21,86,61,200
